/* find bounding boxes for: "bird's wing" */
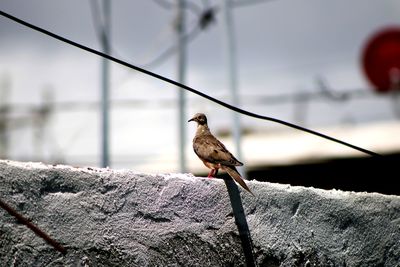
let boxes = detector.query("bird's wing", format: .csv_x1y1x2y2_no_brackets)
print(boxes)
193,134,243,166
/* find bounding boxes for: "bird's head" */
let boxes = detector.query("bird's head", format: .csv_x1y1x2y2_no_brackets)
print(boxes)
188,113,208,125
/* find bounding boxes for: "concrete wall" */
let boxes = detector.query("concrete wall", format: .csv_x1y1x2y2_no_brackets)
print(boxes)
0,160,399,266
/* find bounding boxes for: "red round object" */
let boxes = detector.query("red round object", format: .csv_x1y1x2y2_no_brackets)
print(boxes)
361,26,400,93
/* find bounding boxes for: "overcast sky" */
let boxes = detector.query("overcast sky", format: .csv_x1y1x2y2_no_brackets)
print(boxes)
0,0,399,170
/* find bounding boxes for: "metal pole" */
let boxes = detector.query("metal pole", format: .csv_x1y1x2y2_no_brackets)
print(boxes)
224,179,256,267
177,0,187,172
101,0,111,168
0,74,10,159
222,0,245,177
221,4,255,265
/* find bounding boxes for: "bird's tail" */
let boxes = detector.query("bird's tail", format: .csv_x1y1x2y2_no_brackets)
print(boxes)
223,166,254,196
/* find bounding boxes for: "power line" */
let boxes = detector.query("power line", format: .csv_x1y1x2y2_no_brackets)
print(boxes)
0,10,382,157
153,0,202,15
0,198,67,254
89,0,106,46
141,24,201,69
232,0,277,8
90,0,213,70
141,3,216,69
0,87,376,112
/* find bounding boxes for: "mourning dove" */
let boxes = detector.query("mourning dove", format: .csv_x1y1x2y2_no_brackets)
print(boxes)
188,113,253,195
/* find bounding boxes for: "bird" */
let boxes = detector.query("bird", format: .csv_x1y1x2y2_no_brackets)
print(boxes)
188,113,253,195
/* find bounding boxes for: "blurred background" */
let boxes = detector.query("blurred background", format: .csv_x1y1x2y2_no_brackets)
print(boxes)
0,0,399,194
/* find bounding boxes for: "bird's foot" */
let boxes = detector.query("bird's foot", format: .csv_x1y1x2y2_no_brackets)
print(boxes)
207,169,217,178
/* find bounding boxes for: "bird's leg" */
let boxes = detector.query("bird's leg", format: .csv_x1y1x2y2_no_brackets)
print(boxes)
208,168,219,178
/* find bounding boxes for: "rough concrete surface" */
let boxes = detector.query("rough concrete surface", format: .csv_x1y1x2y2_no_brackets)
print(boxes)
0,160,399,267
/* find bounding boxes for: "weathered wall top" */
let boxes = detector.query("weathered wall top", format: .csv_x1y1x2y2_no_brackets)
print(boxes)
1,160,399,266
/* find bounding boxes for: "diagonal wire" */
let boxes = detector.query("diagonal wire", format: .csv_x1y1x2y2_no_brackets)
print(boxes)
0,10,382,157
88,0,105,44
232,0,277,8
0,198,67,254
89,0,203,70
153,0,203,15
141,25,201,69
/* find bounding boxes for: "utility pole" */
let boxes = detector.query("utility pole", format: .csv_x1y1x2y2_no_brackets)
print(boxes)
100,0,111,168
33,87,54,161
176,0,187,173
0,74,10,159
222,0,245,177
221,5,254,265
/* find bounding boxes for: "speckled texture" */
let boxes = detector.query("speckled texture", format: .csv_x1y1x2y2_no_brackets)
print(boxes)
0,160,399,266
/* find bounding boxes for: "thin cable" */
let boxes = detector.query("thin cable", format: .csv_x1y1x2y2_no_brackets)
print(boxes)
89,0,105,45
141,24,201,69
153,0,203,15
232,0,277,8
90,0,204,69
0,198,67,254
0,10,382,157
142,3,213,68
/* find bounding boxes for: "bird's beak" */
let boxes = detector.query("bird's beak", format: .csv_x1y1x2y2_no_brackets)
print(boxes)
188,117,195,122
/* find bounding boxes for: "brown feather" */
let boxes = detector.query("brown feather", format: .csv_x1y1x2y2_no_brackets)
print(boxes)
193,133,243,166
222,166,254,196
189,113,253,195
